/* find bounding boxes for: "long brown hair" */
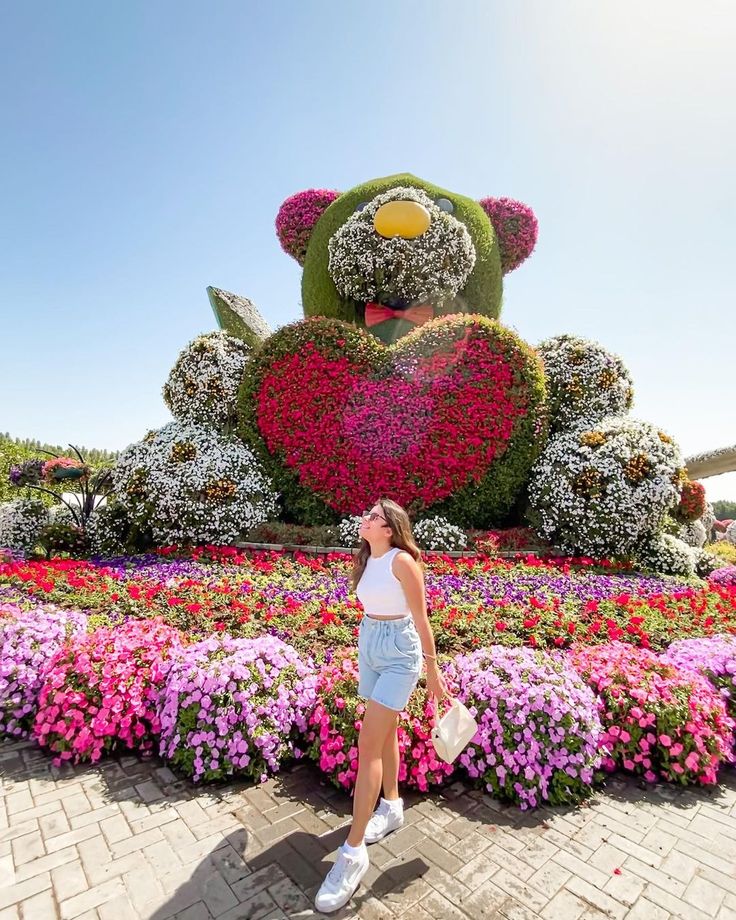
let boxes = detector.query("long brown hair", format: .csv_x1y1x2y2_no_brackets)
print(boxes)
351,498,423,590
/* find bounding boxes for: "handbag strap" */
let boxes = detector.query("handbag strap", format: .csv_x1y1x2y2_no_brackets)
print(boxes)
430,693,455,726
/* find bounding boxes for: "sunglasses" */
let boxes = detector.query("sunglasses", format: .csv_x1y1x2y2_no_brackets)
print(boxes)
361,511,387,523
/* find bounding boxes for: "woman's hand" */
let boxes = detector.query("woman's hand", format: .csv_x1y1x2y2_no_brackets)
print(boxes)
425,661,449,701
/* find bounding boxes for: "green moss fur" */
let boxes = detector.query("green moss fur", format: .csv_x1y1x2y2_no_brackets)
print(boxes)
301,173,503,324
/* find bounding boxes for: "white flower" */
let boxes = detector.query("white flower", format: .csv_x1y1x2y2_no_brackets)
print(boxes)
700,500,716,539
678,519,707,549
726,521,736,546
112,421,278,545
636,533,696,577
327,187,476,305
527,416,684,558
537,334,634,433
414,516,467,552
86,504,133,556
162,331,251,431
0,500,48,553
338,516,363,547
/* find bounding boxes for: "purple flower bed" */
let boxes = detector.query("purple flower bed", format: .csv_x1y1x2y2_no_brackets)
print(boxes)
445,646,604,809
158,635,317,783
427,568,686,610
0,603,88,738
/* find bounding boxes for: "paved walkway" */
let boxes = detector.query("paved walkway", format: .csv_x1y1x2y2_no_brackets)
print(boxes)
1,740,736,920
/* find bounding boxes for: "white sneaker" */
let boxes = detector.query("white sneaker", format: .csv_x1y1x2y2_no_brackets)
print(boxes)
314,846,369,913
364,798,404,844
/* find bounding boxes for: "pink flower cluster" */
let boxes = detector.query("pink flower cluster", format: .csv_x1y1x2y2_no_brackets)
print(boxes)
34,618,182,764
478,197,539,274
306,651,453,792
41,457,87,480
275,189,340,264
570,642,734,785
663,635,736,720
396,692,455,791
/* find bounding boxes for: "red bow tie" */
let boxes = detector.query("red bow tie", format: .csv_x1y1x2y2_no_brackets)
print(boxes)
365,302,434,329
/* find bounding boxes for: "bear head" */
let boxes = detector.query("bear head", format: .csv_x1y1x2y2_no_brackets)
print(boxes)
276,173,538,343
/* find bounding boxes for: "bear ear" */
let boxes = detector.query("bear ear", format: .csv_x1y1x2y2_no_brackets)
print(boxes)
478,197,539,274
275,189,341,265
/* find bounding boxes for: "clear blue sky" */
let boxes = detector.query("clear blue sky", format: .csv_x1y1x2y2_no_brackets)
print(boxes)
1,1,734,499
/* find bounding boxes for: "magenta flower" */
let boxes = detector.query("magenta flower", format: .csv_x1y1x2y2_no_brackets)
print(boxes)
571,642,734,786
478,197,539,273
275,189,340,264
34,618,182,764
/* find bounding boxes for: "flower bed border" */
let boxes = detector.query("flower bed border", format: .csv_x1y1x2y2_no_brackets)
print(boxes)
233,540,555,559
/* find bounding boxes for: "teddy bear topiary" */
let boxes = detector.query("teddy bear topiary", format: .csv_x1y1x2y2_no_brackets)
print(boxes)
175,171,700,570
226,173,548,526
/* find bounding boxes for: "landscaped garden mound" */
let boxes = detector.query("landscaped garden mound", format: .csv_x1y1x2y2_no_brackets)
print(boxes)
1,547,735,807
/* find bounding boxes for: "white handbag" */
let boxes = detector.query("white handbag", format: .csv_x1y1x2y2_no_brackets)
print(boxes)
430,697,478,764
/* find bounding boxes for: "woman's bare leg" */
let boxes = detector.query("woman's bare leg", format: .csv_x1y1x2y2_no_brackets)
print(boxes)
381,727,400,801
345,700,398,847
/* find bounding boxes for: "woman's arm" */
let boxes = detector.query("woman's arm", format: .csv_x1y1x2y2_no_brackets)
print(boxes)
393,552,448,699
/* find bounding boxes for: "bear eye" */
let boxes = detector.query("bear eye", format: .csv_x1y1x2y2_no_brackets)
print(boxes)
435,198,455,214
354,202,369,213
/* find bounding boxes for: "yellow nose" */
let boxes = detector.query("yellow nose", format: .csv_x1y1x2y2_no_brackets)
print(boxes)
373,200,431,239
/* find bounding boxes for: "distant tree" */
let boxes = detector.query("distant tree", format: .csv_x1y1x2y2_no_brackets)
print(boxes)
712,500,736,519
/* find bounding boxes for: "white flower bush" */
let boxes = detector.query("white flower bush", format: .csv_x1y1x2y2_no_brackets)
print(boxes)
0,500,48,554
678,519,708,549
113,421,278,545
162,331,251,431
537,334,634,433
727,521,736,546
338,516,363,547
527,417,684,559
636,533,696,578
328,187,476,306
414,516,468,552
86,503,133,556
49,505,75,526
692,547,722,578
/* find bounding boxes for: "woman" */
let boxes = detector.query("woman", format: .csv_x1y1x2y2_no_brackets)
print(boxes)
315,499,448,913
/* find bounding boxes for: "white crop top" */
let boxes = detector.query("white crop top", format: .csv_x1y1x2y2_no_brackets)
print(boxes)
356,547,411,618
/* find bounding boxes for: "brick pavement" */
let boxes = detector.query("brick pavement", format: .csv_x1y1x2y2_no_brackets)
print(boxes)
2,739,736,919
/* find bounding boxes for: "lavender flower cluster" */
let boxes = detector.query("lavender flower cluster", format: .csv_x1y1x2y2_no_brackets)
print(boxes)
159,635,316,783
0,603,88,738
446,647,604,809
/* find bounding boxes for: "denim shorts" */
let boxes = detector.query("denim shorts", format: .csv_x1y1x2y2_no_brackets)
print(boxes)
358,615,422,712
